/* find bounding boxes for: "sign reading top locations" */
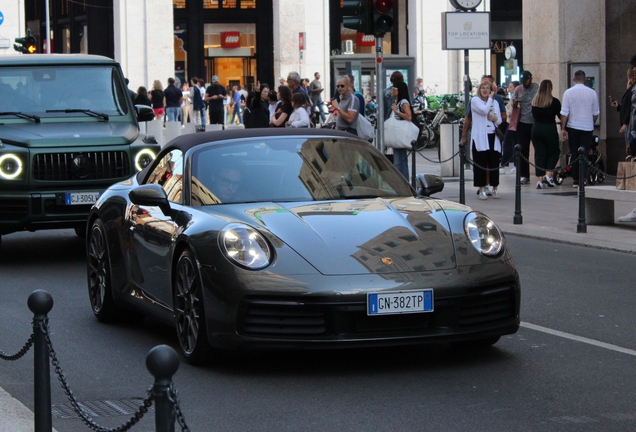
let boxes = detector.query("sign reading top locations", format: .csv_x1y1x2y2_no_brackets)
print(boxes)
441,12,490,50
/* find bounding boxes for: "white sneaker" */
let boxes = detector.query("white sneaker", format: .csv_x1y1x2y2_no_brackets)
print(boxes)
500,168,506,174
484,186,493,196
618,209,636,222
510,167,517,173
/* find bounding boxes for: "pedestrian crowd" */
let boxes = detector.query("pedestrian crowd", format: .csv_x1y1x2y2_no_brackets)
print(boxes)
457,65,609,202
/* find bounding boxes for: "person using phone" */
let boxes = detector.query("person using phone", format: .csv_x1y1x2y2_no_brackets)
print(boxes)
610,68,636,156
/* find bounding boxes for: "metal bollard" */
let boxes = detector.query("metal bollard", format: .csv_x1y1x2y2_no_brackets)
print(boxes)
410,141,417,189
459,142,465,204
513,144,522,224
146,345,180,432
27,290,54,432
577,147,587,233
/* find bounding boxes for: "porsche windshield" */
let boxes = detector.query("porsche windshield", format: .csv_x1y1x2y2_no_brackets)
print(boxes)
191,138,415,205
0,66,129,117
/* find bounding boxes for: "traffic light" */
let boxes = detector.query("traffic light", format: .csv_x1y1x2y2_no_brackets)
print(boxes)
14,29,37,54
342,0,373,35
372,0,394,37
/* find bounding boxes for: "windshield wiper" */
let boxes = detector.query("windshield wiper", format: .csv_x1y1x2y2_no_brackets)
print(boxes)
0,112,41,123
46,109,109,121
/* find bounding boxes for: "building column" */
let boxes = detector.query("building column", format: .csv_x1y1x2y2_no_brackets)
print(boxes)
113,0,174,91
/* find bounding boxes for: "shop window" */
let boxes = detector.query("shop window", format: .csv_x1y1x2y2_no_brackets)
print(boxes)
205,0,236,8
241,0,256,8
339,25,391,55
173,0,186,8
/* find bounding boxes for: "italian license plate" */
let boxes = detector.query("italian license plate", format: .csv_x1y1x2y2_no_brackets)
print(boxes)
64,192,100,205
367,290,433,316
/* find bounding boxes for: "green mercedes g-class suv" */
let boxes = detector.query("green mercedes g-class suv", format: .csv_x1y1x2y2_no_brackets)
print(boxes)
0,54,159,245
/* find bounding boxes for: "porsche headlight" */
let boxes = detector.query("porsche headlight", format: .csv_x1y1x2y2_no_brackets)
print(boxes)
220,223,272,269
0,154,23,180
464,212,504,256
135,149,156,171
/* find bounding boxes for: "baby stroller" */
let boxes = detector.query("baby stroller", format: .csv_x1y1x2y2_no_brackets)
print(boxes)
553,135,605,185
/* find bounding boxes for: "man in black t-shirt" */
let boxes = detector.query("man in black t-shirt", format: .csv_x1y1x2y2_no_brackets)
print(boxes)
164,77,183,122
205,76,227,125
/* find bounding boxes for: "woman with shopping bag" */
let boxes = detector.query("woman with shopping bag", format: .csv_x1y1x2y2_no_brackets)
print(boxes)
471,78,503,200
384,81,418,180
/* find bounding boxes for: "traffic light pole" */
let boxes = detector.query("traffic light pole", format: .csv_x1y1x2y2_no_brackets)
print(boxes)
375,36,384,153
45,1,51,53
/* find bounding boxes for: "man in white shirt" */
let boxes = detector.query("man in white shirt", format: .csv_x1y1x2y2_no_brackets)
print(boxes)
560,70,600,186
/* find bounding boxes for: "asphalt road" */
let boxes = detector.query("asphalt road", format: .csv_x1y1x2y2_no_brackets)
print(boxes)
1,229,635,432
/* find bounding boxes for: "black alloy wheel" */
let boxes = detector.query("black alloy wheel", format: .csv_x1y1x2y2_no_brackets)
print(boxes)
173,249,212,365
87,219,118,322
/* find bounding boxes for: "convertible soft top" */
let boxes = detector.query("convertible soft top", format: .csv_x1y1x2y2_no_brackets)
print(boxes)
163,128,357,153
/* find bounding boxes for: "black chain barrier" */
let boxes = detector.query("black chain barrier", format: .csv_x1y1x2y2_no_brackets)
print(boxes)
0,290,189,432
408,140,631,233
0,333,34,361
40,320,155,432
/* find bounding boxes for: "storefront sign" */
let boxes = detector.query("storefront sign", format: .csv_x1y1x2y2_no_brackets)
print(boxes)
441,12,490,50
221,32,241,48
356,33,375,47
299,32,305,50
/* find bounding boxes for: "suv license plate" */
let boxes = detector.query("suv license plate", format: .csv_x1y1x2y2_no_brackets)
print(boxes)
367,290,433,316
65,192,100,205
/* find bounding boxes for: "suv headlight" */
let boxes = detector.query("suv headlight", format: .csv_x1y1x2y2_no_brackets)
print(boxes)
135,149,156,171
464,212,504,256
0,154,23,180
220,223,272,270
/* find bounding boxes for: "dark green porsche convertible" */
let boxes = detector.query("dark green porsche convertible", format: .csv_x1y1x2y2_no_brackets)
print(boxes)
86,129,520,364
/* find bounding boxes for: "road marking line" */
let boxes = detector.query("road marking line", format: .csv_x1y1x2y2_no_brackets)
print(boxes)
521,322,636,357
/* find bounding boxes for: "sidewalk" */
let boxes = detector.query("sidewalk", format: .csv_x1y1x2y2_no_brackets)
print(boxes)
413,147,636,254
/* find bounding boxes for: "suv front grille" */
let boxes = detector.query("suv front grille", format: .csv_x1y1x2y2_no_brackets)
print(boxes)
32,151,130,181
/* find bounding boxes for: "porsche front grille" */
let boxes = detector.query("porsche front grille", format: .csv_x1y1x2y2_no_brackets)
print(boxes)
242,303,327,337
239,286,517,340
32,151,130,181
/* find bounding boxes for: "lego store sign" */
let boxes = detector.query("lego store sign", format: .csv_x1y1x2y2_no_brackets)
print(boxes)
356,33,375,47
221,32,241,48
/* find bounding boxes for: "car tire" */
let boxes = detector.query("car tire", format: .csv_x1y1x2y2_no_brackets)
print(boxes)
87,219,119,322
173,249,213,365
451,336,501,350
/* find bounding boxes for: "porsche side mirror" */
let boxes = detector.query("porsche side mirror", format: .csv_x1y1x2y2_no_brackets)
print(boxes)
129,184,171,216
416,173,444,197
136,105,155,122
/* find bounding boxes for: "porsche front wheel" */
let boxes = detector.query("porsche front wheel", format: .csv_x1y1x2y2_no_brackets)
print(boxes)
173,249,213,365
87,219,119,322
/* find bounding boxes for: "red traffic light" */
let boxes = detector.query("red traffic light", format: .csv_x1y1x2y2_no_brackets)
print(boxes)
375,0,393,14
372,0,394,36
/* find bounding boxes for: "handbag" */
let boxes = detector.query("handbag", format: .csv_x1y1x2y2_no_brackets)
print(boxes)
493,122,505,141
356,114,375,141
508,88,521,131
384,115,419,149
616,159,636,190
508,105,521,131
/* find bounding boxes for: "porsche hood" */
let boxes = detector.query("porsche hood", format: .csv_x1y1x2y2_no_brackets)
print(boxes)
241,198,457,275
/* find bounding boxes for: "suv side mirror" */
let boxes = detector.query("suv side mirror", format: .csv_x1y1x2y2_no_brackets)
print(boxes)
136,105,155,122
416,173,444,197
